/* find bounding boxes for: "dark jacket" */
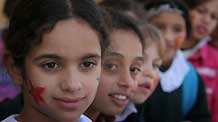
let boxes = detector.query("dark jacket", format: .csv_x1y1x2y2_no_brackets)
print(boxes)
124,75,211,122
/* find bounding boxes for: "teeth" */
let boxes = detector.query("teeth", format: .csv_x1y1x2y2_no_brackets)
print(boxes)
113,94,127,100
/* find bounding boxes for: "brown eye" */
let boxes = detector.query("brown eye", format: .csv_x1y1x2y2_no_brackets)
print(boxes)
80,60,97,68
41,61,61,72
103,63,118,71
130,67,142,75
196,7,207,14
44,62,58,69
174,26,182,33
211,13,218,21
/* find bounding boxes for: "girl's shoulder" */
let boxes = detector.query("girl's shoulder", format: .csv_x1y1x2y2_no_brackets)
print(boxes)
79,114,92,122
1,115,18,122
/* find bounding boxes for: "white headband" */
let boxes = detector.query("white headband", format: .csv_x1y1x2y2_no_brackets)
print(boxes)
146,4,183,19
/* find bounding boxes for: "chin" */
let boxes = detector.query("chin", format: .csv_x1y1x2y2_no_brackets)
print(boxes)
133,96,148,104
104,108,124,116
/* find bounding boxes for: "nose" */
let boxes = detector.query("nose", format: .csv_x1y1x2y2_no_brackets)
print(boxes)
60,67,82,92
163,30,174,46
118,69,136,89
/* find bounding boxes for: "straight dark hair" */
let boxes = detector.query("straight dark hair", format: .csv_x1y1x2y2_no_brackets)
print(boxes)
103,8,145,52
4,0,109,69
144,0,192,39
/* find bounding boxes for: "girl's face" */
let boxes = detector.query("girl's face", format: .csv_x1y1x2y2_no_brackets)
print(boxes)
91,29,144,115
191,0,218,41
12,19,101,121
149,12,186,65
131,43,161,103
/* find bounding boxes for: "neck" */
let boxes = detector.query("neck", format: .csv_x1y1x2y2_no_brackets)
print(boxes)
181,38,199,50
84,107,100,122
209,40,218,48
20,103,77,122
19,106,54,122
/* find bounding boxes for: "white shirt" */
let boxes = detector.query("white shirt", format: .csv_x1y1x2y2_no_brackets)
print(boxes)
183,36,211,59
1,114,92,122
159,51,189,92
116,102,137,122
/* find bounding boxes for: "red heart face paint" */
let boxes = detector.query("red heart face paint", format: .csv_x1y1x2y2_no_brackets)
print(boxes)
175,36,185,51
27,80,45,104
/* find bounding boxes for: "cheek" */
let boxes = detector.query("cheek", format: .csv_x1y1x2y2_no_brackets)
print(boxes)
27,80,46,105
191,12,201,24
175,36,185,50
98,75,113,92
191,14,196,24
85,77,99,93
210,22,217,32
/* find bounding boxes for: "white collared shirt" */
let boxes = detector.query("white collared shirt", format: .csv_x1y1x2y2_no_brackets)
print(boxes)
159,51,189,92
1,114,92,122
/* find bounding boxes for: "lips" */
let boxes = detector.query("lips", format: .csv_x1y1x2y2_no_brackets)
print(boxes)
54,96,85,110
138,82,152,89
196,25,208,35
137,80,153,94
109,93,129,107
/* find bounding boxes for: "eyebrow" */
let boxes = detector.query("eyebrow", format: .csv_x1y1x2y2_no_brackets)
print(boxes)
33,53,101,62
104,51,124,59
104,51,144,62
134,56,144,63
80,53,101,60
33,54,62,62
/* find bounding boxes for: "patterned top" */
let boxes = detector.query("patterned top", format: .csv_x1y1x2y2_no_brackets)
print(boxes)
0,37,20,102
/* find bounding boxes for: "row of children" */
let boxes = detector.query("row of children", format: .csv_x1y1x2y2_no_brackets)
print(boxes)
0,0,218,122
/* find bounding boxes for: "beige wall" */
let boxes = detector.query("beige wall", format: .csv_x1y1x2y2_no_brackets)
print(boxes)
0,0,7,28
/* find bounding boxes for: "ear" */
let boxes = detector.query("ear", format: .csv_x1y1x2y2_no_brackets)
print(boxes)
3,51,24,85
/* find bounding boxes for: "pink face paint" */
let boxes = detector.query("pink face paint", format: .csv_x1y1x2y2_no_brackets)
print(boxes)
27,80,45,104
175,36,185,50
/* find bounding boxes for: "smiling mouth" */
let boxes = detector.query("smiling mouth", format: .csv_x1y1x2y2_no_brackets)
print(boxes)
54,97,85,110
109,93,129,107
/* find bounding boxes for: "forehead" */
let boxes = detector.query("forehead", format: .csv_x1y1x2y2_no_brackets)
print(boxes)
198,0,218,11
150,12,185,25
27,19,101,59
107,29,143,58
144,43,160,57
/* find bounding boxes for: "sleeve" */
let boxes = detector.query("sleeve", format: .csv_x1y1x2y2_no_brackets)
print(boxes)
185,74,212,122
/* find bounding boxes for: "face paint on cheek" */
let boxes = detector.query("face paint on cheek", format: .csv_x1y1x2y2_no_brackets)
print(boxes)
27,80,46,105
191,14,196,22
152,73,159,91
175,36,185,50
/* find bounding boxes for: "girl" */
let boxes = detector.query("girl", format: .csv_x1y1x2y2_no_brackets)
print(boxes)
142,0,211,122
2,0,109,122
182,0,218,58
0,0,21,103
116,24,165,122
182,1,218,121
85,9,145,122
